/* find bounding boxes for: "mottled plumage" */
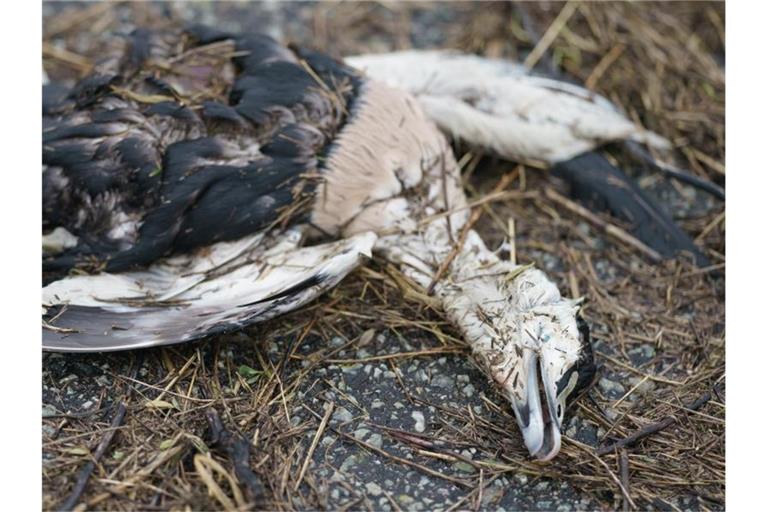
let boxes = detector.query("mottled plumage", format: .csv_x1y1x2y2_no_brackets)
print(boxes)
44,26,689,461
44,27,360,274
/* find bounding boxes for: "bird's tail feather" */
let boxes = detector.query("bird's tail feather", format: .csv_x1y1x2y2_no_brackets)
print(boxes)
623,141,725,200
552,152,709,266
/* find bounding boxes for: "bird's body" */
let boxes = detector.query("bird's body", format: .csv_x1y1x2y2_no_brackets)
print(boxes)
42,27,464,353
49,25,729,460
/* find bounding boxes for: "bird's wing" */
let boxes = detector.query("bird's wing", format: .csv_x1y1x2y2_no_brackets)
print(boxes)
43,229,376,352
344,50,669,165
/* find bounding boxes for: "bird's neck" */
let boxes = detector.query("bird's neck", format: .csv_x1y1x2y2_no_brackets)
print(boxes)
377,219,565,386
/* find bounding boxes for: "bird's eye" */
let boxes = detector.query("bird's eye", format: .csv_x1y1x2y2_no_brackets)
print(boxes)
571,316,597,397
556,315,597,400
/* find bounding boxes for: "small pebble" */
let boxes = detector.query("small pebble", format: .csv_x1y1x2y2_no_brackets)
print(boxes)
411,411,426,432
397,495,414,506
368,433,383,449
342,364,362,374
59,374,78,386
598,377,626,399
333,407,353,423
453,461,474,473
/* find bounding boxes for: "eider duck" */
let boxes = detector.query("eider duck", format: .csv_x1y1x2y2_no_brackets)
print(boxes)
43,26,712,460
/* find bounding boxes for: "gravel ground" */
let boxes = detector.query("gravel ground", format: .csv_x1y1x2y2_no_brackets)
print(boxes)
42,323,707,510
43,333,604,511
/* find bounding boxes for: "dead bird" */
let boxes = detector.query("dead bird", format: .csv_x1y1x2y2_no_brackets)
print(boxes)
44,25,723,461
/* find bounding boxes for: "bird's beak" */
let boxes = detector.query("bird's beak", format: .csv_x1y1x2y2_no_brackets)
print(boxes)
508,349,562,461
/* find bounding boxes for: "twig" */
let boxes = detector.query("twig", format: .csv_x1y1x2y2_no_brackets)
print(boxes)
194,454,245,511
42,321,79,334
426,208,483,295
695,210,725,244
612,375,650,408
596,353,683,385
205,409,267,509
597,391,712,455
303,405,471,488
620,449,631,512
426,171,517,294
42,41,93,73
294,402,334,491
524,1,580,69
474,469,484,512
58,402,127,511
58,354,143,511
302,346,465,364
585,43,626,90
507,217,517,265
584,445,637,509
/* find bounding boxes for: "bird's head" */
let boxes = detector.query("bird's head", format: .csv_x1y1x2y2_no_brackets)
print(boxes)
442,264,596,460
498,296,595,461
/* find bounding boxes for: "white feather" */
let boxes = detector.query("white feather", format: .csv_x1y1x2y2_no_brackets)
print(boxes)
345,50,669,164
42,227,79,255
43,228,376,351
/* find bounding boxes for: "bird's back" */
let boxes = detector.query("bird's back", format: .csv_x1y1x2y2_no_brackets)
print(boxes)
43,26,362,275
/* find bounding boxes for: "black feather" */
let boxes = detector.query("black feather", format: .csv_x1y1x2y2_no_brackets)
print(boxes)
552,152,709,266
240,273,327,307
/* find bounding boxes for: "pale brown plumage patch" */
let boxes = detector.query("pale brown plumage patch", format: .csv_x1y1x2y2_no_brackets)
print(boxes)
311,81,460,237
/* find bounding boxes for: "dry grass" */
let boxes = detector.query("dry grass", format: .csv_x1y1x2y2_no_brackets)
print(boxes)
43,2,724,511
